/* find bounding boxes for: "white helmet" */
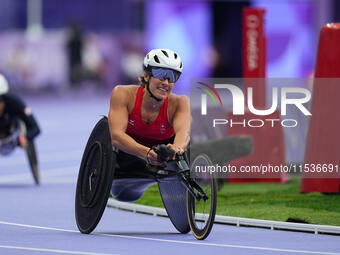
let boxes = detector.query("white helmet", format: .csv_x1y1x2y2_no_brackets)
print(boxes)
0,74,9,96
143,49,183,73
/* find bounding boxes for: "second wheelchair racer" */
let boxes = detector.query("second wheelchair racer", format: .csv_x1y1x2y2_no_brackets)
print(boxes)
0,74,41,156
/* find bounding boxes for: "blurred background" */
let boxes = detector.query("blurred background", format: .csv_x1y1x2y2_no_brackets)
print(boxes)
1,0,340,225
0,0,339,165
0,0,339,96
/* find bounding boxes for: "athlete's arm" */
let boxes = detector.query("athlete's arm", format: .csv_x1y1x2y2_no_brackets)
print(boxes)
19,112,40,141
108,86,151,160
170,95,191,152
9,94,40,141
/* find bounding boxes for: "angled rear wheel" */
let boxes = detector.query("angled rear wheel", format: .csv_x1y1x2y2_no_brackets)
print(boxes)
26,141,39,185
75,117,115,234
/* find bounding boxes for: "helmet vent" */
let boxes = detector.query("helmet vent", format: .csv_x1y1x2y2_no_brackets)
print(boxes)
161,50,169,57
147,54,149,59
174,53,178,59
154,55,160,63
180,62,182,68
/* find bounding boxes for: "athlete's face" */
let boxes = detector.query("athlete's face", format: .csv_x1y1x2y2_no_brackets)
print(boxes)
145,73,174,100
0,101,4,117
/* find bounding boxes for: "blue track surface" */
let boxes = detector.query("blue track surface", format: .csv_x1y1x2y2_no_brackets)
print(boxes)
0,93,339,255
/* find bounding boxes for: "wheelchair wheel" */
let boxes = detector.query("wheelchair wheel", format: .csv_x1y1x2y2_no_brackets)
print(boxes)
75,117,116,234
186,153,217,240
26,141,39,185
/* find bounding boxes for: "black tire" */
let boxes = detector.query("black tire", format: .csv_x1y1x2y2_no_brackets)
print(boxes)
75,117,115,234
26,141,39,185
186,153,217,240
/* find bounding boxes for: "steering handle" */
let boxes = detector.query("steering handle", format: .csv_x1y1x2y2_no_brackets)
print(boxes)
152,144,185,160
152,144,175,162
152,144,188,171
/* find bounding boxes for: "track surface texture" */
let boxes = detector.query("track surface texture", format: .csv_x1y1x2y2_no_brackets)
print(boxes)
0,92,339,255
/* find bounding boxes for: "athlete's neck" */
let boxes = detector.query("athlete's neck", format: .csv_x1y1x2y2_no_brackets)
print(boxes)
142,89,163,110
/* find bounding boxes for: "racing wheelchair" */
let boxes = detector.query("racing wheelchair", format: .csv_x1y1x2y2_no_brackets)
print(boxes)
0,121,39,185
75,117,253,240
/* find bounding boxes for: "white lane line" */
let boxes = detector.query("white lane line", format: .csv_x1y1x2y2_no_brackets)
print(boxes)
0,245,119,255
0,221,78,233
0,221,339,255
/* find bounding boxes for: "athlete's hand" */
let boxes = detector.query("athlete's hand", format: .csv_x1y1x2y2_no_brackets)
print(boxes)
18,134,28,149
167,144,184,160
146,148,167,166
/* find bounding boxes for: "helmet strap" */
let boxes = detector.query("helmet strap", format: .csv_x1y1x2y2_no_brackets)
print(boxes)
146,83,162,102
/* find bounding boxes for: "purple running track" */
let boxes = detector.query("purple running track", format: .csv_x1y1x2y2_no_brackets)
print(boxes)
0,92,339,255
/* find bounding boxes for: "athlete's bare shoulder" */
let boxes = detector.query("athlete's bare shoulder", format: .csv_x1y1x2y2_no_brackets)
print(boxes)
111,85,138,100
168,93,190,120
168,93,190,107
110,85,140,112
112,85,139,94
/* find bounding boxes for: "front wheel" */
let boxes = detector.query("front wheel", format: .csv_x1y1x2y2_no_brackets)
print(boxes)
26,141,39,185
186,153,217,240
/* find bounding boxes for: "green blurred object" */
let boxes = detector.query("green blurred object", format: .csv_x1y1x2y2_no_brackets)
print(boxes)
135,177,340,226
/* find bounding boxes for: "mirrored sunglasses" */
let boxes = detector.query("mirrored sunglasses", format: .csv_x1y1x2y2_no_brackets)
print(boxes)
150,68,181,83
